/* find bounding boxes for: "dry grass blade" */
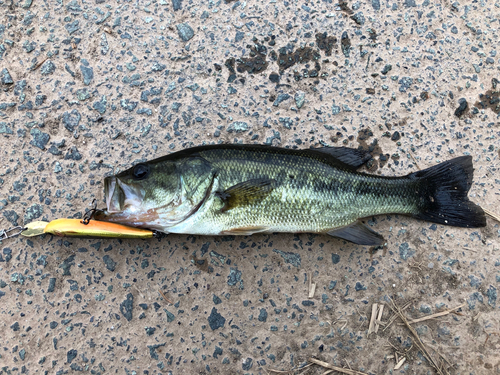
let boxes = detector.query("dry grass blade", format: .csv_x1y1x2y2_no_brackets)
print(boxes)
387,298,449,375
308,358,370,375
383,301,411,332
368,303,378,335
33,57,48,71
308,273,316,298
407,304,465,324
394,357,406,370
483,208,500,223
375,304,384,333
158,289,174,304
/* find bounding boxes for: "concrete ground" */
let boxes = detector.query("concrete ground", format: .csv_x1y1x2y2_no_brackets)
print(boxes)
0,0,499,374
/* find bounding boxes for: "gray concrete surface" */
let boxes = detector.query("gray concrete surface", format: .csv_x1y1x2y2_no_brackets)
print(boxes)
0,0,499,374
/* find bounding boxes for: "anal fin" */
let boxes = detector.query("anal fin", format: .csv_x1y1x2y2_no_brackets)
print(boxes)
327,222,385,246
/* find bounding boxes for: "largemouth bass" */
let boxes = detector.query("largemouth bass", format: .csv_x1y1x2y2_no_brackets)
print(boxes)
96,144,486,245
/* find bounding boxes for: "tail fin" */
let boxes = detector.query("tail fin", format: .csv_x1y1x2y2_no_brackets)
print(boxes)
410,156,486,228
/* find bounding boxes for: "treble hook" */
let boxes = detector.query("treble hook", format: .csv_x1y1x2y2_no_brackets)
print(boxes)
0,226,26,240
81,199,104,225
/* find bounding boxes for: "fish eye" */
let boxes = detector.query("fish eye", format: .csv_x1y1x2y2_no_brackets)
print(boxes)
132,163,150,180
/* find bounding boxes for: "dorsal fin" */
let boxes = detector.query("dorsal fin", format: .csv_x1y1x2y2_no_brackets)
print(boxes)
313,146,371,170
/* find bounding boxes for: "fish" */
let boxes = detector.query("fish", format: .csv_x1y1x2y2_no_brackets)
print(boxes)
95,144,486,246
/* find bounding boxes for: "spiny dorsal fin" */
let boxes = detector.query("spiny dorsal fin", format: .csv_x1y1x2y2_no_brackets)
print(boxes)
327,222,385,246
216,178,276,212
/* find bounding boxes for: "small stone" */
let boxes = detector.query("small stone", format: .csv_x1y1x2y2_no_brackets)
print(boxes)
213,294,222,304
120,293,134,321
65,20,80,34
66,0,82,12
40,60,56,75
208,307,226,330
398,76,413,92
273,93,291,106
121,99,138,111
24,204,43,223
242,358,253,370
100,33,109,55
63,109,81,132
372,0,380,10
93,96,107,114
399,242,415,260
273,249,301,267
102,255,116,271
23,40,36,53
235,31,245,42
64,146,82,161
331,253,340,264
3,210,19,226
355,282,366,291
351,12,365,25
454,98,468,117
151,62,166,72
80,64,94,85
35,94,47,106
341,31,351,57
227,121,249,133
67,349,77,363
391,131,400,141
1,68,13,84
227,267,243,289
269,72,280,83
381,64,392,75
0,122,14,134
258,308,268,322
76,88,91,101
30,128,50,149
213,347,223,359
295,92,305,109
176,23,194,42
172,0,182,11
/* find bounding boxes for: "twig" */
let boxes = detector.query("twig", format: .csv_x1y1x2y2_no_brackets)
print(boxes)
406,304,465,324
387,298,448,375
308,358,369,375
158,289,174,304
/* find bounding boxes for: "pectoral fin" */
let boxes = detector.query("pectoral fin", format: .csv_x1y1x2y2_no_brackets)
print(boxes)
216,178,276,212
327,222,385,246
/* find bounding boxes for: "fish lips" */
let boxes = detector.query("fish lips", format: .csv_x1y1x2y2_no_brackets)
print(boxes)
104,176,144,214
